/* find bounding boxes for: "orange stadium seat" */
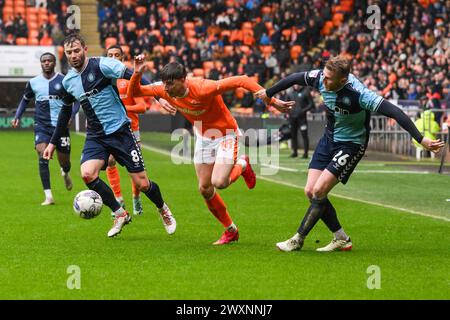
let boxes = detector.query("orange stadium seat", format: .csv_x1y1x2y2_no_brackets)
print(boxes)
38,7,47,15
121,45,130,56
28,38,39,45
202,61,214,71
57,46,64,60
4,0,13,6
260,45,273,58
221,30,231,38
223,45,234,55
40,35,53,46
14,6,26,17
290,45,302,59
3,6,13,17
27,6,38,14
282,29,292,39
261,6,271,15
193,68,205,77
164,45,176,54
26,12,38,23
16,37,28,45
126,21,136,31
38,14,49,24
185,28,196,38
135,6,147,16
146,61,155,71
230,29,243,42
241,22,252,30
240,45,251,55
184,21,195,31
105,37,118,48
27,21,38,31
29,29,39,39
49,14,58,25
187,37,198,47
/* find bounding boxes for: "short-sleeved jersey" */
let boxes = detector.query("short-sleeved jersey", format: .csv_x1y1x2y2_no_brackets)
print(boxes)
269,70,384,145
23,73,66,128
61,57,130,137
129,75,264,138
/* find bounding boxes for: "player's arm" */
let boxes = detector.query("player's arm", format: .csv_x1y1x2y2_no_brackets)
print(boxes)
12,82,34,128
203,75,294,112
44,89,76,160
377,100,444,152
125,98,147,113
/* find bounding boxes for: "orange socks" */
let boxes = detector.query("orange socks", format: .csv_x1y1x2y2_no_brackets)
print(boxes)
205,192,233,228
229,163,243,184
106,166,122,198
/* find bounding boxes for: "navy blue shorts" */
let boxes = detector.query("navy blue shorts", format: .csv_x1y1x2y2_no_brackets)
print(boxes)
309,134,366,184
35,126,71,153
81,124,145,173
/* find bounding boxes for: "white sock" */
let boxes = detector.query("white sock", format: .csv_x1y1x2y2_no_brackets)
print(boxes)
114,207,126,217
237,158,247,171
334,228,349,241
292,233,303,241
226,222,237,232
44,189,53,199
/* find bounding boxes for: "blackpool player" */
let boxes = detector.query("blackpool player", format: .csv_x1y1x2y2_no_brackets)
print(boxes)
43,34,176,237
12,52,78,205
256,55,444,252
128,56,293,245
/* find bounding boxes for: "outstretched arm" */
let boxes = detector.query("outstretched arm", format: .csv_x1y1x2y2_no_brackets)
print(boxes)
202,75,294,112
377,100,445,152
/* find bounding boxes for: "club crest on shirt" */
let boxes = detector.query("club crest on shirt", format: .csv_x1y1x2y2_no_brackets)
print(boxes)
87,73,95,82
54,83,61,90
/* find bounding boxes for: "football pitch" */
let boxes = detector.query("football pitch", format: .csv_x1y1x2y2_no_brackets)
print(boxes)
0,131,449,300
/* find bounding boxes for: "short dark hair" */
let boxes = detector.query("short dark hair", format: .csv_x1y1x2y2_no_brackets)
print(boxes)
40,52,56,62
325,55,351,78
63,33,86,47
106,44,123,55
161,62,187,82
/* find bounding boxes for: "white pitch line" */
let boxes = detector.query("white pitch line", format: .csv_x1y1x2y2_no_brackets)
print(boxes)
258,176,450,222
261,164,435,175
76,133,448,223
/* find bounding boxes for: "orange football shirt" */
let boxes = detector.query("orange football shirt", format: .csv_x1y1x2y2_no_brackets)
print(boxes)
117,78,147,131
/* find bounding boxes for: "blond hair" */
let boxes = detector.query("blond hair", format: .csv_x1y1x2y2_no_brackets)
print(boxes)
325,55,351,78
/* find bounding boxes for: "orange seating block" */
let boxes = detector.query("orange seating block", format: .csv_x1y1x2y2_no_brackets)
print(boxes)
16,37,28,45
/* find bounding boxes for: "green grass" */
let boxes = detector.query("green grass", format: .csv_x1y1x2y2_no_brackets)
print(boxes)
0,131,449,300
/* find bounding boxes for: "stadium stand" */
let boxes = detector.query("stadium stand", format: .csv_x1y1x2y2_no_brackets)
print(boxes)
92,0,449,115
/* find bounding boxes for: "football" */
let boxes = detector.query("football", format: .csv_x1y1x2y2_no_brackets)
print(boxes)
73,190,103,219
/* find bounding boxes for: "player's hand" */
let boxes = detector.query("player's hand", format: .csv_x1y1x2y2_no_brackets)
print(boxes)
420,137,445,153
254,89,272,104
270,98,295,113
43,143,56,160
133,54,148,75
11,118,19,128
158,98,177,115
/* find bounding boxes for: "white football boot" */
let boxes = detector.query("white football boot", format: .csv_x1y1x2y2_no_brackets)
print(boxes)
158,203,176,235
107,212,131,237
316,238,352,252
276,236,304,252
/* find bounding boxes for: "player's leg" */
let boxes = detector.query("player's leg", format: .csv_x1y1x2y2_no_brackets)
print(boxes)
213,135,256,189
315,143,366,252
131,139,143,216
55,131,72,191
128,170,176,234
111,125,175,233
35,142,54,205
81,137,130,237
196,163,239,245
106,155,125,209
